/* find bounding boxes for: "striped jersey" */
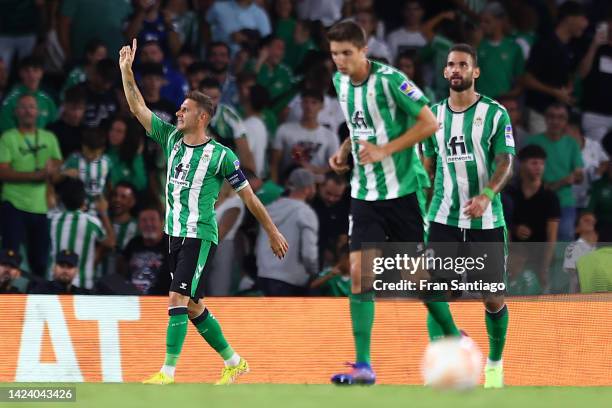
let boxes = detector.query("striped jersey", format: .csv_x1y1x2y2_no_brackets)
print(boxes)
63,152,111,204
147,114,248,243
333,59,430,201
422,95,515,229
114,219,139,250
49,210,106,289
210,103,247,146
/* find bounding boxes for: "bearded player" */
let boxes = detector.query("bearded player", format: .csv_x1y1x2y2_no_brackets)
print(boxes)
422,43,515,388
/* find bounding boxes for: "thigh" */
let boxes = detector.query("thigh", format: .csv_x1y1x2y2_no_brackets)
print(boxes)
24,212,50,276
169,237,217,301
383,193,424,243
466,227,507,292
426,222,463,284
348,199,386,252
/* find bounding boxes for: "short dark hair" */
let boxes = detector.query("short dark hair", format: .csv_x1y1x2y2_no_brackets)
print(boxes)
185,90,215,118
84,39,106,56
95,58,119,83
64,85,87,105
140,62,164,78
139,204,163,219
323,171,348,185
208,41,230,56
82,127,107,150
58,178,86,210
545,102,569,114
186,61,210,76
327,20,367,49
114,181,137,196
518,145,547,161
449,43,478,66
301,88,324,103
557,1,586,23
19,55,43,70
199,77,221,91
249,84,269,112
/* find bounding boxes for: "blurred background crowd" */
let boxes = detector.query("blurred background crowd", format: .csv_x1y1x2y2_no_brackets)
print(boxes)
0,0,611,297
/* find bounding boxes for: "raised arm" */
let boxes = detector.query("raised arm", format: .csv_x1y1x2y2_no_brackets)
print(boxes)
119,39,153,133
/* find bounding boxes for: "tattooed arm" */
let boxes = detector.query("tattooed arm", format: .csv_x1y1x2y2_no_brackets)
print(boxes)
464,153,513,219
119,39,153,133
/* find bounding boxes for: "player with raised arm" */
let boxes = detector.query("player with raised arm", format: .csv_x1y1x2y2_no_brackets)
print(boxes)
326,21,461,385
119,39,288,385
422,43,515,388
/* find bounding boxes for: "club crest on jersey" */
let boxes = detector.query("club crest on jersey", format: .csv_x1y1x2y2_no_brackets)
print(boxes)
446,134,474,163
170,162,191,187
399,81,423,101
504,125,515,147
474,117,483,127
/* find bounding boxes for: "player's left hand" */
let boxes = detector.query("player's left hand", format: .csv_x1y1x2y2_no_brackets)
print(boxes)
357,140,387,164
463,194,491,219
269,230,289,259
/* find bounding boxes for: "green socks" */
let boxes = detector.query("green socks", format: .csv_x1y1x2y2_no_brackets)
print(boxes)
425,302,461,337
485,304,508,362
349,291,375,364
164,307,189,367
190,309,235,360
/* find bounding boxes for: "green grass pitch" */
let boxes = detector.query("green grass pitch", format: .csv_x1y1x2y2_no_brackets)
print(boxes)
2,384,611,408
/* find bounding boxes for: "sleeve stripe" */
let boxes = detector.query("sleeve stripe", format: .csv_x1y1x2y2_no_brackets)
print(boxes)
215,149,226,175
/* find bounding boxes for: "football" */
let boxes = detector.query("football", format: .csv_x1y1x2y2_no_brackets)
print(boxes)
422,336,483,390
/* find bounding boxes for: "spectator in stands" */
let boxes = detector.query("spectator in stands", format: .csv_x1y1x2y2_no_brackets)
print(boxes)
498,96,528,150
186,61,211,92
566,117,609,211
273,0,297,55
523,1,588,133
242,85,270,178
564,213,598,292
200,78,256,172
110,182,139,251
0,0,43,72
118,206,170,295
164,0,200,53
284,20,320,71
355,10,392,63
30,250,90,295
0,59,8,102
310,243,350,296
505,145,560,290
578,11,612,143
526,103,583,241
139,63,176,124
0,94,62,278
295,0,342,28
60,40,108,100
206,0,272,54
58,0,132,61
476,2,525,99
394,52,436,103
47,86,87,158
106,117,148,192
0,249,23,294
49,178,115,290
0,56,57,132
386,0,428,62
256,168,319,296
176,50,196,77
575,245,612,293
207,42,239,108
246,36,294,105
586,161,612,242
79,58,120,128
311,171,349,269
63,128,111,208
124,0,182,58
271,89,339,183
137,40,188,108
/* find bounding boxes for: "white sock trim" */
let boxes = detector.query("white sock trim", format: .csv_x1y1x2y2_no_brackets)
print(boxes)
224,353,241,367
486,358,503,368
161,365,176,377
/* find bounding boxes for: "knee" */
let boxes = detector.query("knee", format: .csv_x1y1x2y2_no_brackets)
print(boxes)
187,298,205,319
484,296,505,313
168,291,190,307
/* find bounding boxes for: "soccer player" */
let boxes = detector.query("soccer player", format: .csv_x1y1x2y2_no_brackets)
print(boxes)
326,21,459,385
422,43,515,388
119,39,288,385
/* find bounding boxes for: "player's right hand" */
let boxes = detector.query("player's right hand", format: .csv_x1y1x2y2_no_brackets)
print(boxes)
119,39,137,72
329,150,350,174
269,230,289,259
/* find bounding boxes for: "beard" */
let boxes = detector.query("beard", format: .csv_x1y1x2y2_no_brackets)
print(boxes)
448,76,473,92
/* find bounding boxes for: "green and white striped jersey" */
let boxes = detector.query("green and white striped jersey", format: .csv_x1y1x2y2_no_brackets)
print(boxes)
114,218,139,250
49,210,106,289
422,95,515,229
63,152,111,203
147,114,248,243
210,103,246,142
333,59,430,201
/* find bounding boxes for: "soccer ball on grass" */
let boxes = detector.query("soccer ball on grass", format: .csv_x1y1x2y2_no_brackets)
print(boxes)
421,336,483,390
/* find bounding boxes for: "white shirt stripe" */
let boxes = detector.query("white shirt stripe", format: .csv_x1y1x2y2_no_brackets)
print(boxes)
381,77,396,122
434,107,453,225
354,86,378,201
186,144,215,237
165,140,182,234
172,146,193,236
471,102,494,228
449,112,471,229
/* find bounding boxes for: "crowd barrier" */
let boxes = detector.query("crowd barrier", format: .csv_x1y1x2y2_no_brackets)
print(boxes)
0,294,610,385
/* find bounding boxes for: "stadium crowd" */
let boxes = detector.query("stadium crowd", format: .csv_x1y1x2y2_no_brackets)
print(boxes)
0,0,611,296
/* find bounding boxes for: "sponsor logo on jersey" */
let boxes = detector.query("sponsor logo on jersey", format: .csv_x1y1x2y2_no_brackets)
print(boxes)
504,125,515,147
351,110,374,138
399,81,423,101
170,162,191,187
446,134,474,163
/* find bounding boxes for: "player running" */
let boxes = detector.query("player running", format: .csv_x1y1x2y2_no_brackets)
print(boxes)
326,21,460,385
119,39,288,385
422,44,515,388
